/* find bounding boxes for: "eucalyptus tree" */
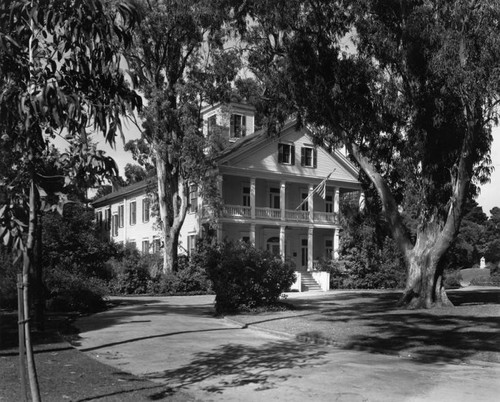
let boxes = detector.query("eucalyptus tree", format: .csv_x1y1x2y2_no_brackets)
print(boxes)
123,0,246,272
247,0,500,308
0,0,141,398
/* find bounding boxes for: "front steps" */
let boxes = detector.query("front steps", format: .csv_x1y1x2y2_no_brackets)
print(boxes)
300,271,322,291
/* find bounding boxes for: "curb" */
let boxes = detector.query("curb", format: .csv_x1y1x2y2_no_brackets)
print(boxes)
223,317,295,341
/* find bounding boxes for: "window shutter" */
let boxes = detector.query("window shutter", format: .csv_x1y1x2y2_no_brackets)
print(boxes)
313,149,317,168
230,114,235,137
278,143,283,163
301,147,305,166
291,145,295,165
242,115,246,137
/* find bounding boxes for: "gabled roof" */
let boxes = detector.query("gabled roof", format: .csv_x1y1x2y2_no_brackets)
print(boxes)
217,119,360,185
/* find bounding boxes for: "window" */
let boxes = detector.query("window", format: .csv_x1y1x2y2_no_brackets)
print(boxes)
142,198,150,222
130,201,136,225
242,186,250,207
301,146,317,168
128,240,136,250
97,211,103,227
189,185,198,213
187,235,196,255
112,214,119,237
301,192,309,211
230,114,246,138
269,187,280,209
278,143,295,165
152,238,161,253
207,114,217,136
266,237,280,256
118,205,124,228
105,209,111,230
325,194,333,213
142,240,150,254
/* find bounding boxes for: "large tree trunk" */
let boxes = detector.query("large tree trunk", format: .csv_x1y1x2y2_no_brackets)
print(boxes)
348,142,470,309
399,226,453,309
155,149,189,273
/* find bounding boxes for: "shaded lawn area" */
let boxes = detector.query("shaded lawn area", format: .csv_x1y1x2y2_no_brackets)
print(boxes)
229,288,500,364
0,313,194,402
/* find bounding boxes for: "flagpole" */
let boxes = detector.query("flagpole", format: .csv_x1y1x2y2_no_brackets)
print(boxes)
295,169,335,210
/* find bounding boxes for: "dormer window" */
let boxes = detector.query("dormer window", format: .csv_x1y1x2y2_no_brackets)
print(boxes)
230,114,246,138
278,143,295,165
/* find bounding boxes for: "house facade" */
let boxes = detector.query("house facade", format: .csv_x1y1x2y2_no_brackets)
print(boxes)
92,102,361,290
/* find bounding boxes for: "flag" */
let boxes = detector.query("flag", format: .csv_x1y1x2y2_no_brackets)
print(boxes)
295,170,335,210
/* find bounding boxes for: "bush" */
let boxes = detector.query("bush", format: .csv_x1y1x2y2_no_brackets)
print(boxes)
45,265,108,313
153,256,212,294
443,269,462,289
204,241,295,313
107,244,152,295
0,245,19,310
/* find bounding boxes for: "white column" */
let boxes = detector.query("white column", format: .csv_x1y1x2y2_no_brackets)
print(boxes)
280,181,286,220
250,224,256,246
308,184,314,222
334,187,340,214
250,177,256,219
308,227,313,271
280,225,285,260
333,228,340,259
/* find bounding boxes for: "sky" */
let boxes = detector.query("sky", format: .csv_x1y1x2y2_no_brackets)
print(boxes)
101,123,500,216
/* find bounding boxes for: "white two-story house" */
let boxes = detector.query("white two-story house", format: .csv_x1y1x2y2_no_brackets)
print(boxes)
92,102,361,291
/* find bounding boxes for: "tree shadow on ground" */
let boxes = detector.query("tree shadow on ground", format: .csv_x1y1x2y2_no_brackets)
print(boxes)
145,340,327,394
289,289,500,364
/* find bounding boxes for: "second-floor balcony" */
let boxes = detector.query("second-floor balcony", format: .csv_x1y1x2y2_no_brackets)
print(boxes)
213,204,339,225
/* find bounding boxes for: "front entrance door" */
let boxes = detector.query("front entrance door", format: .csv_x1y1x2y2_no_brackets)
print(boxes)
300,237,308,270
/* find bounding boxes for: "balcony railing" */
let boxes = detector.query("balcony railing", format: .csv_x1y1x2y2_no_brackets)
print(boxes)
212,204,338,224
255,207,281,219
223,205,251,217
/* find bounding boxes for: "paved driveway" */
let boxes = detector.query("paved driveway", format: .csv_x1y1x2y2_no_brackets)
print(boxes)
74,295,500,401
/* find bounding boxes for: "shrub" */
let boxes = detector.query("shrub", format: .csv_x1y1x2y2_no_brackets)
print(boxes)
106,244,152,294
443,269,462,289
204,241,295,313
0,245,19,310
44,264,108,313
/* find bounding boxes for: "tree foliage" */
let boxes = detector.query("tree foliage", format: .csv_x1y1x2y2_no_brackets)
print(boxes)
122,0,248,272
246,0,500,308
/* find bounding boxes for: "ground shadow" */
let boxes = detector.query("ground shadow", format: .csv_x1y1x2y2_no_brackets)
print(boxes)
286,288,500,364
145,340,327,394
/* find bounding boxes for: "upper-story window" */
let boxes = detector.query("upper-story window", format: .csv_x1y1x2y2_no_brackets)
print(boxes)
242,186,250,207
230,114,246,138
325,194,333,213
118,205,124,228
130,201,137,225
301,146,317,168
207,114,217,136
189,185,198,213
278,143,295,165
142,198,150,222
300,192,309,211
